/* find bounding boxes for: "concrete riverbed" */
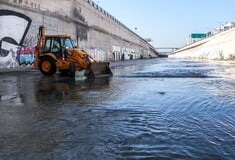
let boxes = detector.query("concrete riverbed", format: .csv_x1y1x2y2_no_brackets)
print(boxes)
0,58,235,159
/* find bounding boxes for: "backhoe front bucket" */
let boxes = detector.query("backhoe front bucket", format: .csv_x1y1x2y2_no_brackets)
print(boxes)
84,62,112,78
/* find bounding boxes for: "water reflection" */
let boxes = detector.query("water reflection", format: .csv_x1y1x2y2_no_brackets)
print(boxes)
0,73,112,159
0,59,235,159
35,75,111,105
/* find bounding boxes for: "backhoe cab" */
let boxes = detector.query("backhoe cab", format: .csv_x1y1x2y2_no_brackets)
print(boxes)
34,26,112,78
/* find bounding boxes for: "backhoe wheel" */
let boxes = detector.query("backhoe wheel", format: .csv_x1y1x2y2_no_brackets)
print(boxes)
39,57,57,76
68,62,76,77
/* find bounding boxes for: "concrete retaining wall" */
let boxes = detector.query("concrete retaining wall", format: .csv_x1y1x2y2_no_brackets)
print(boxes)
171,28,235,60
0,0,157,69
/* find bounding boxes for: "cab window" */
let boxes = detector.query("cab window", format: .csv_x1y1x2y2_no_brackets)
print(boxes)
51,38,61,53
43,38,52,53
62,38,74,49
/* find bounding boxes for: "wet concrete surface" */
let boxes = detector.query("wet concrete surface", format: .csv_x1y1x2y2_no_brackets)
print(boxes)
0,58,235,160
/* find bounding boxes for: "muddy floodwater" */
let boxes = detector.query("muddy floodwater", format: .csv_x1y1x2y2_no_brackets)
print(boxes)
0,58,235,160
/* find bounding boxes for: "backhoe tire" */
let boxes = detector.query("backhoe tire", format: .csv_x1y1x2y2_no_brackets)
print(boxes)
39,57,57,76
68,62,76,77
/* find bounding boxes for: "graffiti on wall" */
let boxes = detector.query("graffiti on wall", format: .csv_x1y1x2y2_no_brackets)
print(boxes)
17,47,35,65
0,9,33,68
112,45,136,61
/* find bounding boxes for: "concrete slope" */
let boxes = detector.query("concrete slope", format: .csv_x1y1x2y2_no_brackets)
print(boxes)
171,28,235,60
0,0,157,70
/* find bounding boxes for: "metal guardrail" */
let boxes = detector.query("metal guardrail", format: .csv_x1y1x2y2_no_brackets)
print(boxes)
85,0,122,26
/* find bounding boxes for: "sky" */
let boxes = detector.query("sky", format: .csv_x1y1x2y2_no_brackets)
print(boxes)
97,0,235,48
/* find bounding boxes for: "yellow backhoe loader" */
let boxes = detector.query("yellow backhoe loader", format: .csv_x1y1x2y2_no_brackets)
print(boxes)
34,26,112,78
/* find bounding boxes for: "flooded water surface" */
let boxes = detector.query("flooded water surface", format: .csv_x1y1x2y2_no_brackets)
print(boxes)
0,58,235,159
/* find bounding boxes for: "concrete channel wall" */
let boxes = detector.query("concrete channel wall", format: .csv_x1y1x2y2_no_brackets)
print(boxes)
0,0,157,69
171,28,235,60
